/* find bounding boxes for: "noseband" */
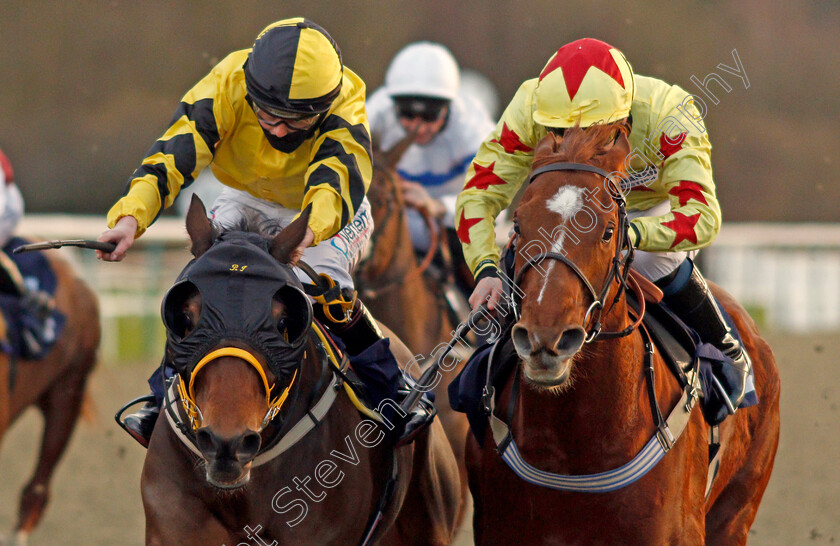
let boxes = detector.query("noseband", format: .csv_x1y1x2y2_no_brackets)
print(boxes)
512,162,638,342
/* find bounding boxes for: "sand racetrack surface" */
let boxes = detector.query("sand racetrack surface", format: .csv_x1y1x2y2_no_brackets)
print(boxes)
1,331,838,545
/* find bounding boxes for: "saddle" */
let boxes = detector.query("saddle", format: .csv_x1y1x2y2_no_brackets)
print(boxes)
627,272,758,426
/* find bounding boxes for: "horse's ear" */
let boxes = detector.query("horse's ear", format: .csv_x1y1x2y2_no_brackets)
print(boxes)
603,130,632,173
378,129,415,170
270,204,313,265
186,194,216,258
534,133,560,160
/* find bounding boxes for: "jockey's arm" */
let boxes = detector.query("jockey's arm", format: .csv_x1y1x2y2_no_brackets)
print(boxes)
456,80,540,311
626,85,721,252
298,74,372,246
103,58,230,246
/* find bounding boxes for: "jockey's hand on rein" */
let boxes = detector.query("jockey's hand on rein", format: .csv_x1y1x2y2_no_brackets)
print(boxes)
402,180,444,218
470,276,504,315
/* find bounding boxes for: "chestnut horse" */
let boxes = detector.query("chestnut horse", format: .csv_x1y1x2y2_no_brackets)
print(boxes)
0,247,101,544
358,137,457,357
140,196,460,545
466,125,780,544
358,139,471,522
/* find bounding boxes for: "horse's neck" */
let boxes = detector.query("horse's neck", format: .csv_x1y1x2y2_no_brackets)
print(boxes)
280,334,353,438
372,207,417,281
363,205,446,352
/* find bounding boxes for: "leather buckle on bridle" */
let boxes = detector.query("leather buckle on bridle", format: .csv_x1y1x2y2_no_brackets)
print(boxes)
583,300,604,343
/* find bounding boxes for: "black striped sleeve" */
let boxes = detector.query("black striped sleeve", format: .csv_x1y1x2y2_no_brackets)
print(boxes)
309,114,371,216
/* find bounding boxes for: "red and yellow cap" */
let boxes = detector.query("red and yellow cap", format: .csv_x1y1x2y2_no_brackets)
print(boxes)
533,38,635,128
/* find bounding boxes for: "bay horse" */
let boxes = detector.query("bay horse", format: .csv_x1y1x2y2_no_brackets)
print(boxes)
0,246,101,544
466,125,780,544
140,196,460,545
358,138,471,522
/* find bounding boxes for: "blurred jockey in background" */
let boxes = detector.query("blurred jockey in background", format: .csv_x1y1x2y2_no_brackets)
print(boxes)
366,42,496,301
0,147,58,357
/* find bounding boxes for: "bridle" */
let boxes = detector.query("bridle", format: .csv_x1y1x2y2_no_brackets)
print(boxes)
483,161,706,494
176,347,298,432
511,162,643,342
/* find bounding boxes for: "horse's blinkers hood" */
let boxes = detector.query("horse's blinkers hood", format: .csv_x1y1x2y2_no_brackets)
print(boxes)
161,231,311,382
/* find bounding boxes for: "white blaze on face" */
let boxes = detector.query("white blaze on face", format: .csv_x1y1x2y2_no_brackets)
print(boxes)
537,186,586,303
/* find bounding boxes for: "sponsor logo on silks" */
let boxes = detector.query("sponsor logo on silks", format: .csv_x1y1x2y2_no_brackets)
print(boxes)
330,209,372,262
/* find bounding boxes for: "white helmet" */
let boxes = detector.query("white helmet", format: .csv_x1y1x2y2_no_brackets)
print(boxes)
385,42,460,100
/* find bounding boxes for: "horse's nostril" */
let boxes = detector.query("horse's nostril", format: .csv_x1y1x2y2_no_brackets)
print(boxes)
512,325,532,356
556,327,586,356
237,431,262,461
196,428,217,457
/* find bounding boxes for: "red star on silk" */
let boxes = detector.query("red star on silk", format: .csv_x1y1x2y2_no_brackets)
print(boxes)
659,132,687,160
457,210,483,244
491,123,533,154
464,162,507,191
662,211,701,248
538,39,625,100
668,180,709,207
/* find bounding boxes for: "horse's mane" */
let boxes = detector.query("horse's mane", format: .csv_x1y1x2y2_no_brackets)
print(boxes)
532,121,628,170
213,210,284,239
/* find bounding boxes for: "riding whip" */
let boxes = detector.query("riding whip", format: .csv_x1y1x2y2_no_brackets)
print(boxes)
399,302,496,414
12,240,117,254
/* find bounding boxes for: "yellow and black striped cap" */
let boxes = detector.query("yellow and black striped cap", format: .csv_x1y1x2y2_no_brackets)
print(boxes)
244,18,343,115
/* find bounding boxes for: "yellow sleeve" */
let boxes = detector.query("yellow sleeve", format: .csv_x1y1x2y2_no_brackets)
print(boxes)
630,87,721,252
300,70,372,244
455,79,542,278
107,55,236,235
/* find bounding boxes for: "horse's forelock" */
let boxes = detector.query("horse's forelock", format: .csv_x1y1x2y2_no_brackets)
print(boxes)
532,122,627,171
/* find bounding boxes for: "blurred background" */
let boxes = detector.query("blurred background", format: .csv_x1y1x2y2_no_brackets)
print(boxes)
0,1,837,544
1,0,838,220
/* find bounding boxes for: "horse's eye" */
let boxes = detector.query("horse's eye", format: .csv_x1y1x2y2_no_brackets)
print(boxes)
602,226,615,242
277,316,289,341
178,311,195,336
513,221,521,235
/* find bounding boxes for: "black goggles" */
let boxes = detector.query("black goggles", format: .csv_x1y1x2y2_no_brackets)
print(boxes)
393,97,450,122
250,99,320,130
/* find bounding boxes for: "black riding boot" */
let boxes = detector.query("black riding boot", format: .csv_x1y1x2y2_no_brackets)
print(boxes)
656,261,752,424
318,298,436,446
123,401,160,448
120,364,171,447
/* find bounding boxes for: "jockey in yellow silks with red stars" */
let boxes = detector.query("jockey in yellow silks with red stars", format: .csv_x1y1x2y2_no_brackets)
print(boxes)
456,38,752,424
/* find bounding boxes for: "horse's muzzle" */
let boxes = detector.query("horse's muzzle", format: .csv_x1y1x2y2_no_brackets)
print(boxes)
512,323,585,385
196,427,262,488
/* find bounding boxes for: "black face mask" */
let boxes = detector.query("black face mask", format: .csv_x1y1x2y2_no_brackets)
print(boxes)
247,95,326,153
161,231,312,382
260,122,319,153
